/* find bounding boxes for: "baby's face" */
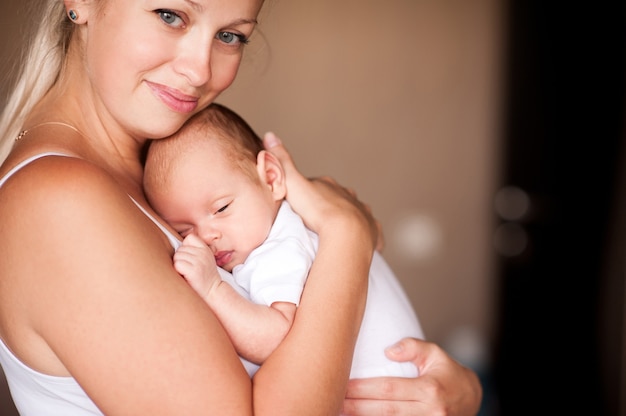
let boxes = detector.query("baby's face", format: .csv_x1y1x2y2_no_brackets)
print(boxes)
150,145,278,272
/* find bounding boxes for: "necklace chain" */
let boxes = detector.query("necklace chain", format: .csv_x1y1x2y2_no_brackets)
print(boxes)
15,121,80,142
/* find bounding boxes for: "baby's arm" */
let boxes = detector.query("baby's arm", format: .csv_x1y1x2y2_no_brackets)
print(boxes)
173,234,296,364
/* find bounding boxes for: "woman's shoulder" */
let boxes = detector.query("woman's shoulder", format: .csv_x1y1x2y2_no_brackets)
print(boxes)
0,151,171,264
1,150,106,186
1,152,130,207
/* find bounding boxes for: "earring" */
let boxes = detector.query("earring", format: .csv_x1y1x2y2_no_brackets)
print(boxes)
68,10,78,21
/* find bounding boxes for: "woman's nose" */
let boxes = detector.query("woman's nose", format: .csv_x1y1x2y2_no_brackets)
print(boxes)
174,41,212,87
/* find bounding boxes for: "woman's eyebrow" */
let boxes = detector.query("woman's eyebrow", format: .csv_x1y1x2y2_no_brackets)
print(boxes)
182,0,259,25
184,0,204,12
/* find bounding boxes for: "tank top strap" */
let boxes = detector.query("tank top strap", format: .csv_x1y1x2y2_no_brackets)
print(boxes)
128,196,182,250
0,152,182,250
0,152,69,188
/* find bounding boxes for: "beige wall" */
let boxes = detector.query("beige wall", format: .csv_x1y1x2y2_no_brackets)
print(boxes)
0,0,503,412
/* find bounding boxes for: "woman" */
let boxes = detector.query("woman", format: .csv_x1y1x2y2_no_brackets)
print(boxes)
0,0,481,415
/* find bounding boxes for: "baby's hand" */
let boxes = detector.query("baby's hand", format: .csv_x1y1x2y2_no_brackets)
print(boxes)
173,234,222,301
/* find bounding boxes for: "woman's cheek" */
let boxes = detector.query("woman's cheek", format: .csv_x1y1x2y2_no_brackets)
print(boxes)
210,54,244,96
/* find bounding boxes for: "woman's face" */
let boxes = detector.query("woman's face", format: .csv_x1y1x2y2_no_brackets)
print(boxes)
82,0,264,139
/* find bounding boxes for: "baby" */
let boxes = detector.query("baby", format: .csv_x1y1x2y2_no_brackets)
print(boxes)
143,103,424,378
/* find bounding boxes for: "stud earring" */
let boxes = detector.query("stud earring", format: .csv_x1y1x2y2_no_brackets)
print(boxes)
68,10,78,21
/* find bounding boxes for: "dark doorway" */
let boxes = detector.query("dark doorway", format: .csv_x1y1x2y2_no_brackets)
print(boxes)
492,1,625,415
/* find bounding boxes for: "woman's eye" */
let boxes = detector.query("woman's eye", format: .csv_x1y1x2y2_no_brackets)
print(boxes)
156,9,184,28
216,31,249,46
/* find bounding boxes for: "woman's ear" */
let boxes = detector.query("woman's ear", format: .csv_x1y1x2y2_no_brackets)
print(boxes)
64,0,89,24
256,150,287,201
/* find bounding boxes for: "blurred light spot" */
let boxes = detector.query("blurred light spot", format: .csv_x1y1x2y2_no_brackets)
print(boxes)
494,185,530,221
444,326,488,371
392,214,442,261
493,222,528,257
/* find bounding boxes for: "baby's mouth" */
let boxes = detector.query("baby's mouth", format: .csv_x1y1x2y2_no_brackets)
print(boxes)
214,251,233,268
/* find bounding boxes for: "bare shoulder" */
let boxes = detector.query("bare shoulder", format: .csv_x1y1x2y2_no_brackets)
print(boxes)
0,156,251,414
0,155,161,262
0,155,128,212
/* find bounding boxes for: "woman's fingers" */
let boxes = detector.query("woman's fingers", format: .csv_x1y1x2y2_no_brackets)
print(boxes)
343,338,483,416
263,131,380,249
262,132,310,205
262,132,301,186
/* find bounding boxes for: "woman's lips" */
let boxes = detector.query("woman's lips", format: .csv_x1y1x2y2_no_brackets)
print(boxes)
146,81,198,114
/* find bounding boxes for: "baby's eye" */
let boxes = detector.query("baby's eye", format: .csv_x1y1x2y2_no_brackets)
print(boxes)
156,9,185,28
216,31,249,46
216,203,230,214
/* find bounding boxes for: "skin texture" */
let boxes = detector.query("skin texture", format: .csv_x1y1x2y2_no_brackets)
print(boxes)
0,0,483,414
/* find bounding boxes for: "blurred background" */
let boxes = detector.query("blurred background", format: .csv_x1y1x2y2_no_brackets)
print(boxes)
0,0,623,415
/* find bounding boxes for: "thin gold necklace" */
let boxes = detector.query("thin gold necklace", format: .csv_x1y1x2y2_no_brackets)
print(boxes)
15,121,81,142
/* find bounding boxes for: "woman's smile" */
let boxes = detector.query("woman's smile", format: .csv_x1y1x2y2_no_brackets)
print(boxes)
146,81,199,114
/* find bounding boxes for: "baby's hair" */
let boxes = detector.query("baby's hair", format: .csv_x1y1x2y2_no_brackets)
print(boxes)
144,103,265,195
191,103,264,160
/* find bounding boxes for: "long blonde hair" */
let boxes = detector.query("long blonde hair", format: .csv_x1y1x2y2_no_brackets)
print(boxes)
0,0,74,163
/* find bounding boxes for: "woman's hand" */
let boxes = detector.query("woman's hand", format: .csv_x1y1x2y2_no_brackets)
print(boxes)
257,132,375,414
262,133,482,415
263,132,380,249
341,337,483,415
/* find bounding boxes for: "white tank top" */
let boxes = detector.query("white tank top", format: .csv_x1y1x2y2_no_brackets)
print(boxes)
0,153,184,415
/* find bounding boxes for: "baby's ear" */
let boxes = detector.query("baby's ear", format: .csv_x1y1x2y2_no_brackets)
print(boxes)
256,150,287,200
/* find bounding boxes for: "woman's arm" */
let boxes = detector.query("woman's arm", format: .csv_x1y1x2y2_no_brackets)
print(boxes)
261,134,483,416
5,146,377,415
174,234,298,364
253,133,377,415
2,157,252,415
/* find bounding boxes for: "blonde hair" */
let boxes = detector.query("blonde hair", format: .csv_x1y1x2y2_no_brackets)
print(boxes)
0,0,75,163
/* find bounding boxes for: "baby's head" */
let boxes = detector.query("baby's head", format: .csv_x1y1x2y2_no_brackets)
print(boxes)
144,103,286,271
145,103,264,190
